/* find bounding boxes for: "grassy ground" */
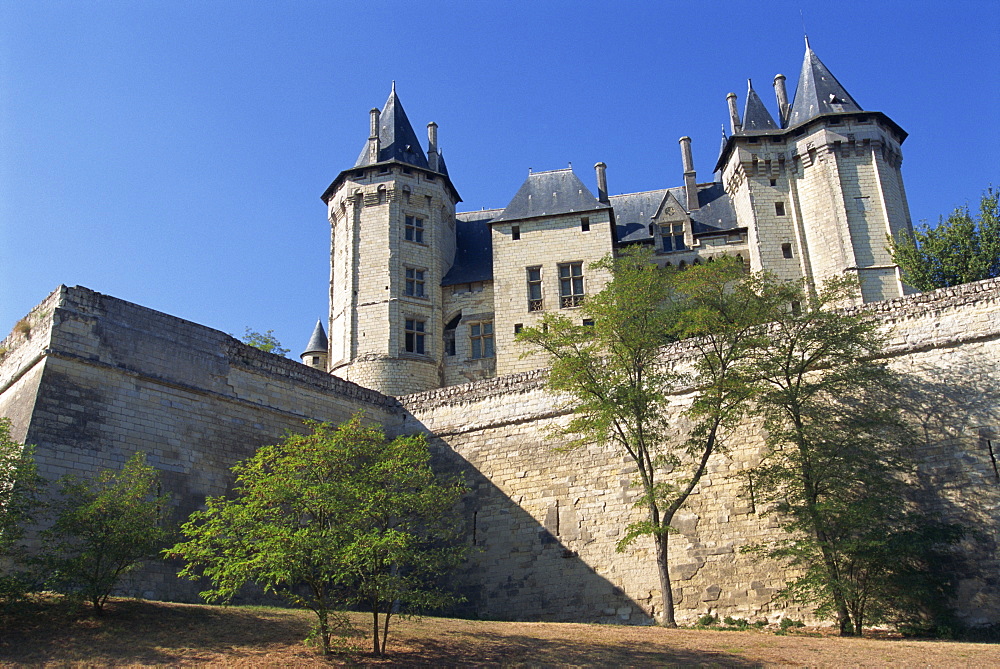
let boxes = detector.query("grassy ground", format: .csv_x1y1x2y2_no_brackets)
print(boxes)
2,597,998,667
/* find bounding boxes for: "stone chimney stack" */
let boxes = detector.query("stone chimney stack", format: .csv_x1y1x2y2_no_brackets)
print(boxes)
368,108,381,164
726,92,741,135
594,162,609,203
679,137,699,211
773,73,790,127
427,122,439,172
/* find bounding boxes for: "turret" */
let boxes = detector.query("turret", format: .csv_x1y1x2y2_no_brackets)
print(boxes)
595,162,609,203
300,320,328,370
678,137,699,211
773,73,790,127
726,92,741,134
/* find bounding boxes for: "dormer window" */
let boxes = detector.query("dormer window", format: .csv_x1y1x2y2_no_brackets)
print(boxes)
661,223,686,252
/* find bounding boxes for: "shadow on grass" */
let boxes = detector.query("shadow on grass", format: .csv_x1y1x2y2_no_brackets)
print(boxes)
385,629,760,667
0,598,315,665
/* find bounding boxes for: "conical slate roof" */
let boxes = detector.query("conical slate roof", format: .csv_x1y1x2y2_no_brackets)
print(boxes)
492,168,610,223
741,81,779,132
355,84,429,170
302,320,328,355
787,38,862,127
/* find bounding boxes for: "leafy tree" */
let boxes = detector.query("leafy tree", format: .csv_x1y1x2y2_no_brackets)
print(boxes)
169,415,468,657
890,188,1000,290
43,452,171,614
0,418,45,606
744,277,962,636
517,250,785,626
240,328,290,356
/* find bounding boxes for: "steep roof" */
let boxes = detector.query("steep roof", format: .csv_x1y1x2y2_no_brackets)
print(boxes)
613,183,738,244
786,38,862,127
741,81,779,132
492,168,611,223
354,84,429,170
302,320,328,355
442,210,498,286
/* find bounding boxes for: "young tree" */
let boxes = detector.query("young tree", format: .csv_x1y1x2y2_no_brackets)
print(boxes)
240,328,290,356
517,250,784,626
169,415,468,657
0,418,45,606
744,277,962,636
44,452,171,615
890,188,1000,290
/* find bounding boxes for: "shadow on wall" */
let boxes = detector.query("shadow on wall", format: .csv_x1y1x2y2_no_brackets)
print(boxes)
896,363,1000,626
422,436,652,625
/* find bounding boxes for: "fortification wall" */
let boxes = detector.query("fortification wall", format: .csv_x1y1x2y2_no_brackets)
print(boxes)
399,277,1000,626
0,286,397,601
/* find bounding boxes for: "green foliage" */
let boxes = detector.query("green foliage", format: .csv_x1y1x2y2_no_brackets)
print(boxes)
779,617,804,630
890,188,1000,290
0,418,45,607
169,415,469,657
240,328,290,356
517,249,789,626
43,452,171,615
743,277,963,636
696,613,717,626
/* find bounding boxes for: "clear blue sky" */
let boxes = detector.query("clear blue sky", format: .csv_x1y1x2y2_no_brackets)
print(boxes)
2,1,997,355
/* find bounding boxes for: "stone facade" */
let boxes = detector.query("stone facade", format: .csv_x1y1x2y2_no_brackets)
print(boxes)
1,279,997,624
320,42,916,397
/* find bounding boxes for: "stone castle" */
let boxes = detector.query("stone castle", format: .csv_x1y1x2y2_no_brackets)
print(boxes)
315,39,914,396
1,42,997,626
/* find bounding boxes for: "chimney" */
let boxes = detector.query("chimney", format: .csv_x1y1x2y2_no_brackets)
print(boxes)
427,122,439,172
369,108,381,164
773,74,790,127
726,92,741,135
679,137,699,211
594,162,609,203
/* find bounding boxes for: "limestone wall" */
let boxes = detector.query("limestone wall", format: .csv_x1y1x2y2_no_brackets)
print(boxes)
0,285,397,600
398,277,1000,625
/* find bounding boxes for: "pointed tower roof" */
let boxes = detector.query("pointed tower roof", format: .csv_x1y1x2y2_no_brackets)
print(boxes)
302,320,328,356
355,84,429,170
492,168,611,223
741,80,779,132
787,38,862,127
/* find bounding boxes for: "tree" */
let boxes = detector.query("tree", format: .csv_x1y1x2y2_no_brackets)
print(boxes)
743,277,962,636
516,250,785,626
169,415,468,657
0,418,45,606
44,452,171,615
240,328,290,356
890,188,1000,290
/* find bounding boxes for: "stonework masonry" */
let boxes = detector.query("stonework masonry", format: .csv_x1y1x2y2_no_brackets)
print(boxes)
1,279,997,624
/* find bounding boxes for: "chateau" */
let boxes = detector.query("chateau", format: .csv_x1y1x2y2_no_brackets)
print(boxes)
314,40,915,395
1,42,997,627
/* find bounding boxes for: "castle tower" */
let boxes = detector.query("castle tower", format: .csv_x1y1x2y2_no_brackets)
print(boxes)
320,85,461,395
300,320,328,370
716,39,913,303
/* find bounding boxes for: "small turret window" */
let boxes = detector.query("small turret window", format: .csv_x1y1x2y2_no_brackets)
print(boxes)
775,202,786,216
405,216,425,243
581,217,590,232
404,319,426,355
782,243,793,259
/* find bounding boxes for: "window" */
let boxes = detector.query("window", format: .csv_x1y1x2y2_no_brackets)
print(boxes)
582,319,594,327
444,314,460,357
311,356,320,365
791,301,802,316
559,262,584,308
661,224,686,252
527,266,543,311
514,323,523,334
775,202,786,216
581,217,590,232
769,178,777,186
512,225,520,241
404,267,425,297
469,321,494,359
781,243,793,259
404,216,424,243
404,319,425,354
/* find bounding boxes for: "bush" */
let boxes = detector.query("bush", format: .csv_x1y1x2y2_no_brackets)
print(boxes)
696,614,717,627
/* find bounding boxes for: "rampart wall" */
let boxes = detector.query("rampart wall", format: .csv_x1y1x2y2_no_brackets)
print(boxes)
1,280,997,624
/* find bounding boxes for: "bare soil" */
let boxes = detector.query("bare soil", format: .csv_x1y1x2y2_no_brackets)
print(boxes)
2,597,998,667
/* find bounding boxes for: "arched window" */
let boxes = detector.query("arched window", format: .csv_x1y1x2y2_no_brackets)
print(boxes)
377,185,387,205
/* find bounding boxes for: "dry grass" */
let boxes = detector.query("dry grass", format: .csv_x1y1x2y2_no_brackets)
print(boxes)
1,597,998,667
